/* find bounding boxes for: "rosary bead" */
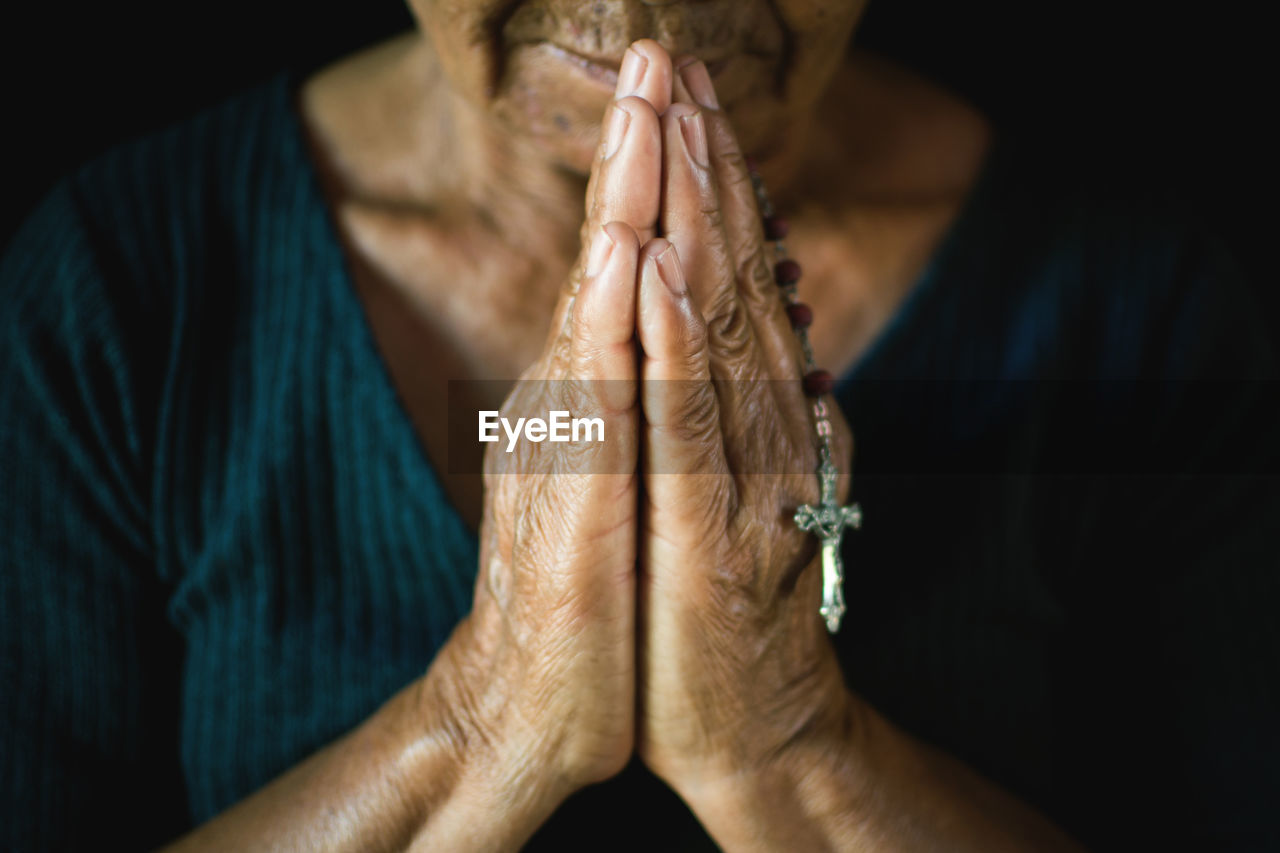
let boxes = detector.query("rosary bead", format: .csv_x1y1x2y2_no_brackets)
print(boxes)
774,258,802,286
803,369,835,396
754,171,861,635
786,302,814,329
763,215,789,240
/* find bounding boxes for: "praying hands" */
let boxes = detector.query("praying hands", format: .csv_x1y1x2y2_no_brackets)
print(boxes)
161,38,1084,853
455,39,1085,852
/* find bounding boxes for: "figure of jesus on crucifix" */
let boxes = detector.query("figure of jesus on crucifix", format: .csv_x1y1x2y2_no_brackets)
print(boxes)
794,458,862,633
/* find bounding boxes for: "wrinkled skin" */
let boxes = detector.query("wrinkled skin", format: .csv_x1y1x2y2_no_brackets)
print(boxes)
457,34,857,796
448,49,674,789
633,50,856,791
409,0,871,800
410,0,868,173
161,3,1083,849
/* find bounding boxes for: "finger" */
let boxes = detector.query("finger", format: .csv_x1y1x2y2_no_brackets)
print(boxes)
547,55,665,352
545,70,665,350
659,102,762,383
567,221,642,411
637,237,730,483
620,39,673,115
659,100,778,476
580,43,670,250
671,58,819,467
674,57,804,386
586,96,663,245
559,93,658,327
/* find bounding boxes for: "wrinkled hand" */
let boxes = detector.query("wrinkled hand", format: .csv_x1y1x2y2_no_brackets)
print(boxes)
431,44,673,799
438,36,858,806
631,46,857,794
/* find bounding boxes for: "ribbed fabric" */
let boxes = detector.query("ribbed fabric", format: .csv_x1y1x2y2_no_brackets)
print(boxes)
1,73,1277,851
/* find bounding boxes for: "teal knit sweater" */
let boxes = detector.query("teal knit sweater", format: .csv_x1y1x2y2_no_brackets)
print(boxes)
2,73,1277,851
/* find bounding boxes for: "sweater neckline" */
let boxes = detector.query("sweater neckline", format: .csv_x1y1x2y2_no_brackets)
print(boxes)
279,72,478,546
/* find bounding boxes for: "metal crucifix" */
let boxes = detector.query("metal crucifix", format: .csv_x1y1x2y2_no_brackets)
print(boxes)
794,457,862,634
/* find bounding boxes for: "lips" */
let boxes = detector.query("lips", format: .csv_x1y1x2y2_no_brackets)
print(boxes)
543,43,622,87
545,42,732,83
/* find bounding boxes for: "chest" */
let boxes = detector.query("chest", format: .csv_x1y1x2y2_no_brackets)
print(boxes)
158,269,481,819
339,198,962,536
157,245,1083,825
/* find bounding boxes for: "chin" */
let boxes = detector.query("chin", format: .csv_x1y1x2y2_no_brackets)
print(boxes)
489,40,791,176
413,0,864,174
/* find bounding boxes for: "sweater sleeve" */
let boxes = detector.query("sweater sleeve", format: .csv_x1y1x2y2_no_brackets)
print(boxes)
0,180,189,851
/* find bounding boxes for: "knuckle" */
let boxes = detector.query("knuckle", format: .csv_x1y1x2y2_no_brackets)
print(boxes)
720,166,758,204
556,376,595,416
717,146,750,178
706,294,756,365
666,382,721,443
567,339,621,386
736,250,776,310
740,285,775,321
699,202,727,232
721,142,747,174
736,248,772,290
673,300,710,357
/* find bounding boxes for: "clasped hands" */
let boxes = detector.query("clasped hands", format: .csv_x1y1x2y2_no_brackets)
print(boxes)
442,39,858,822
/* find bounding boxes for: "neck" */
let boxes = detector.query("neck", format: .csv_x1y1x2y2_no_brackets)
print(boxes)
392,34,820,257
398,38,588,262
303,30,834,357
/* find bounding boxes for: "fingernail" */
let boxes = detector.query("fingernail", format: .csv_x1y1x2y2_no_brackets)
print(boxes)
587,228,616,277
605,104,631,159
617,47,648,98
648,243,686,296
679,112,709,168
679,62,719,110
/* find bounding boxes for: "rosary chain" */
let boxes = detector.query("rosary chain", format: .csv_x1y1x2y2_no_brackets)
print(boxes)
747,170,836,475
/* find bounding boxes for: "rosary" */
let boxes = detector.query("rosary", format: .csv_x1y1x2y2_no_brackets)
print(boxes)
747,164,862,634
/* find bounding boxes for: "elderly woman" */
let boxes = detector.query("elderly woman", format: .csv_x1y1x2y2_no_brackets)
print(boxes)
2,0,1276,850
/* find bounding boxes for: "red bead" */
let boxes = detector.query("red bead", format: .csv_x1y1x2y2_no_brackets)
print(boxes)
802,369,835,396
744,155,759,173
774,258,802,285
763,215,789,240
786,302,814,329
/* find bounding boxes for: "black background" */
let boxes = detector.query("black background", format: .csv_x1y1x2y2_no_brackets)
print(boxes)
1,0,1273,329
